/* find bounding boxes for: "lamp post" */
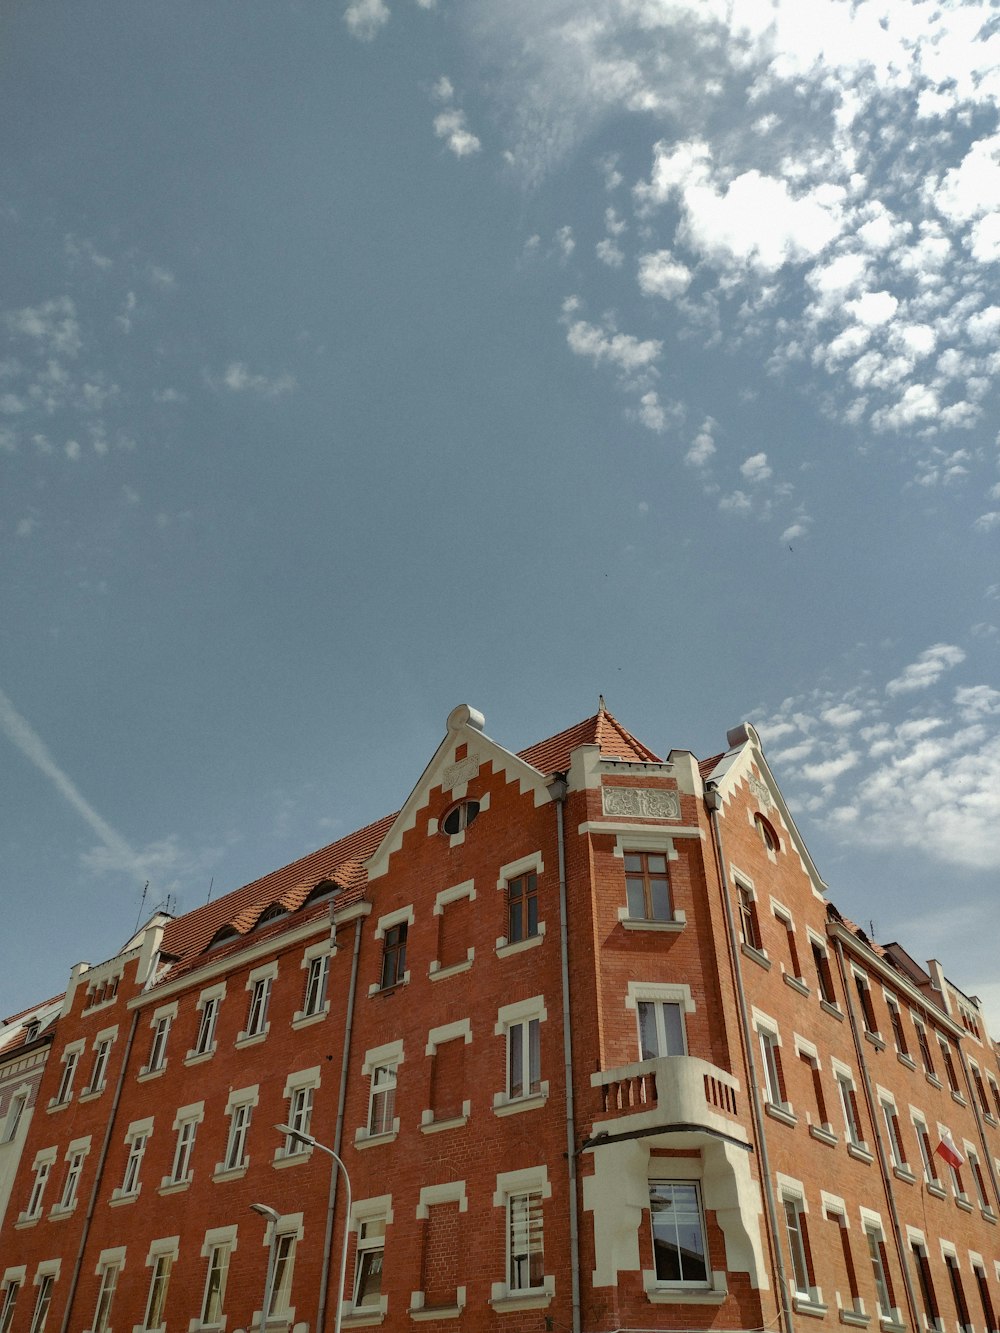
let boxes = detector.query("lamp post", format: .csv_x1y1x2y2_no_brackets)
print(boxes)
249,1203,281,1333
275,1124,352,1333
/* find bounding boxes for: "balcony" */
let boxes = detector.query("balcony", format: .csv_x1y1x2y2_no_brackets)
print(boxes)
590,1055,747,1149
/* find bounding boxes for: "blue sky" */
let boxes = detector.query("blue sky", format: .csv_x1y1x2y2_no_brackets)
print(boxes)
2,1,998,1027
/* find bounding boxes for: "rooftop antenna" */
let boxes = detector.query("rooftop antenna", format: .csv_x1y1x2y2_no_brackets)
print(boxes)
134,881,149,933
206,876,214,905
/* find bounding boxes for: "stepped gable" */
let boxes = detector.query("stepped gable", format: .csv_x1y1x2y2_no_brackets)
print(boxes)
518,707,661,774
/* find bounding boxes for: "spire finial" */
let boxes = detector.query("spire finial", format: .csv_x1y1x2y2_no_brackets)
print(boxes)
598,694,606,713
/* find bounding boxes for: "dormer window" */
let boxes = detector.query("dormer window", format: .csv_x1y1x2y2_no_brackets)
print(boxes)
24,1020,40,1042
441,799,480,836
255,903,287,929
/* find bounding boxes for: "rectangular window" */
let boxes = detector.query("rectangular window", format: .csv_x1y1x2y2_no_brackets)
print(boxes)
54,1050,79,1105
649,1181,709,1286
799,1050,831,1128
92,1262,120,1333
88,1039,113,1094
380,923,407,989
828,1210,860,1308
58,1150,85,1210
914,1116,938,1185
143,1254,171,1331
638,1001,685,1060
737,885,762,951
0,1281,19,1333
507,871,539,942
201,1243,231,1326
837,1074,864,1147
988,1075,1000,1121
245,977,272,1037
812,941,836,1005
973,1263,996,1333
507,1018,541,1099
864,1226,894,1318
624,852,671,922
353,1217,385,1309
968,1149,991,1211
759,1029,785,1107
887,999,909,1057
880,1100,906,1169
854,974,879,1035
147,1016,170,1073
945,1254,972,1333
775,908,803,979
508,1191,545,1292
912,1241,940,1330
303,954,330,1017
268,1233,296,1318
971,1064,991,1117
194,997,220,1055
285,1084,314,1152
26,1160,52,1218
783,1198,812,1298
170,1118,197,1184
939,1040,960,1094
2,1092,28,1144
224,1103,251,1171
368,1065,397,1137
28,1276,54,1333
915,1022,936,1078
121,1133,147,1195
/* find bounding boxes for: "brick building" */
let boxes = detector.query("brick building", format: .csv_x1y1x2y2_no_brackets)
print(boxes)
1,702,998,1333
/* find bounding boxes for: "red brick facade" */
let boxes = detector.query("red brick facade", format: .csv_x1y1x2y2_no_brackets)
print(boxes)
1,705,998,1333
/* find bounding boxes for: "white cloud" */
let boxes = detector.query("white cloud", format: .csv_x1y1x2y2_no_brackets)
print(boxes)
685,418,716,467
564,315,661,375
637,249,692,299
554,225,575,259
217,362,297,397
433,108,481,157
5,297,82,357
886,643,965,696
596,238,624,267
432,75,454,102
740,451,771,483
345,0,390,40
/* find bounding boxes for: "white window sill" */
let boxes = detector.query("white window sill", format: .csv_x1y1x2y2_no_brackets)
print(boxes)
495,933,544,960
137,1066,166,1083
741,942,771,970
46,1099,71,1114
489,1291,552,1312
368,974,410,997
408,1305,464,1321
48,1203,77,1220
14,1213,40,1228
765,1101,797,1127
840,1310,872,1327
291,1008,329,1030
340,1311,385,1328
809,1124,838,1147
926,1181,947,1200
847,1143,874,1165
272,1148,311,1169
980,1208,997,1224
212,1164,248,1182
78,1087,107,1103
234,1030,268,1049
158,1176,191,1195
184,1048,216,1066
794,1298,829,1318
493,1087,548,1118
645,1285,726,1306
950,1090,967,1105
820,1000,845,1021
863,1031,886,1051
892,1166,916,1185
354,1128,399,1150
420,1113,469,1135
955,1194,973,1213
429,956,474,982
109,1189,140,1207
619,912,686,933
783,973,810,996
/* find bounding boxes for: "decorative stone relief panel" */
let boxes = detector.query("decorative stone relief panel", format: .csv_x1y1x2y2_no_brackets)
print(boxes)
748,775,772,808
601,787,681,820
443,754,480,791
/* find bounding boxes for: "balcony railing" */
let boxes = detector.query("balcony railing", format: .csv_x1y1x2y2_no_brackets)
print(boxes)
592,1055,743,1141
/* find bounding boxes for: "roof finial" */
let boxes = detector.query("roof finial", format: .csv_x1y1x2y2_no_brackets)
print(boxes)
598,694,606,713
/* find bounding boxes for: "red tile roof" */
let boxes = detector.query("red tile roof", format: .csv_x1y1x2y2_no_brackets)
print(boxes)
518,709,661,772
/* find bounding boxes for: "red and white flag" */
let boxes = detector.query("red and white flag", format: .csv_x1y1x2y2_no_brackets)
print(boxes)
935,1129,964,1169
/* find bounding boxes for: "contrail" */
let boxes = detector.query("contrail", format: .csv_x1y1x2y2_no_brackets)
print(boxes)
0,683,145,878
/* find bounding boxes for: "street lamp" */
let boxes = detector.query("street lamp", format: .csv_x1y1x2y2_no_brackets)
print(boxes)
249,1202,281,1333
275,1124,352,1333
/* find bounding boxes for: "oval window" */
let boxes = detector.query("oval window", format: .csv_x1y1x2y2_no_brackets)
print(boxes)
441,799,480,836
755,813,780,853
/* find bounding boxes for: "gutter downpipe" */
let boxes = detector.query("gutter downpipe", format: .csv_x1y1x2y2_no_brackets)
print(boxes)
60,1006,141,1333
316,909,364,1333
704,785,795,1333
831,934,922,1333
549,773,582,1333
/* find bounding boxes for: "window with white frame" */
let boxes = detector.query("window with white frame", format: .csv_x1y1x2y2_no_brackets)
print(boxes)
91,1249,124,1333
23,1149,56,1220
240,964,277,1041
199,1226,237,1329
370,906,414,993
628,982,693,1062
971,1259,996,1333
966,1146,991,1212
822,1199,860,1315
886,996,910,1059
51,1042,83,1107
218,1089,257,1174
944,1250,972,1333
834,1066,865,1149
28,1267,57,1333
753,1013,787,1109
0,1273,21,1333
278,1067,320,1158
299,946,331,1020
492,1167,552,1305
912,1112,939,1186
2,1089,28,1144
648,1181,709,1287
190,987,224,1059
350,1197,392,1314
143,1005,176,1075
54,1138,90,1213
910,1235,940,1331
116,1119,153,1199
86,1032,115,1095
164,1103,203,1188
494,997,548,1111
624,851,672,923
141,1239,178,1333
810,937,837,1006
781,1193,815,1301
358,1041,403,1143
736,879,763,953
861,1217,896,1320
853,971,880,1037
260,1215,302,1324
878,1093,908,1171
772,902,804,982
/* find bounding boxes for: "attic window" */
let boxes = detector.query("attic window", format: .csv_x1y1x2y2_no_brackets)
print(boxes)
256,904,287,928
207,925,240,951
755,813,780,853
24,1019,41,1042
441,799,480,837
